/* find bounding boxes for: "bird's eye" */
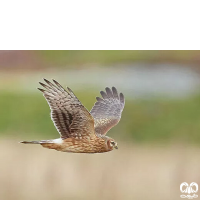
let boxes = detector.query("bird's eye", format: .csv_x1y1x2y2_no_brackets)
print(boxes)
110,141,115,145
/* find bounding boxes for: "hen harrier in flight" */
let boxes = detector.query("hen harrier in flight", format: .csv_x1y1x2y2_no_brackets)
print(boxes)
21,79,125,153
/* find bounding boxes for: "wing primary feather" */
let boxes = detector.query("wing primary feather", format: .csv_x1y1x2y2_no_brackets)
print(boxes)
43,79,58,91
100,91,108,99
67,87,74,94
120,93,125,104
40,90,55,98
112,87,119,99
52,79,66,92
105,87,113,98
67,87,81,101
39,82,53,91
38,88,46,93
96,97,104,102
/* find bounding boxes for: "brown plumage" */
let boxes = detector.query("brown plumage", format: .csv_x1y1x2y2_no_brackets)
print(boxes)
20,79,125,153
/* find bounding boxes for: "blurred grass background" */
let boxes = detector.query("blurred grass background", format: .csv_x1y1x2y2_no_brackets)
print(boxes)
1,50,200,200
38,50,200,66
2,92,200,145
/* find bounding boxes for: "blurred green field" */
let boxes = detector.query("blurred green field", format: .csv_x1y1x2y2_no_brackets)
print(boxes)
39,50,200,66
1,90,200,145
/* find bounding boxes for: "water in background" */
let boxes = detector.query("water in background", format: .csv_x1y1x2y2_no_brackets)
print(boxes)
1,64,200,99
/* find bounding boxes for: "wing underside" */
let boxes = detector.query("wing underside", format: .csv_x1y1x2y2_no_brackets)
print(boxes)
90,87,125,135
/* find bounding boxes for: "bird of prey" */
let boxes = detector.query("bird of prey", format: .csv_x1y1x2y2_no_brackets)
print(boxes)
21,79,125,153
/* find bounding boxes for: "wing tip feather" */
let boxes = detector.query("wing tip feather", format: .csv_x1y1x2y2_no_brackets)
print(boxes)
105,87,113,98
96,96,104,102
52,79,60,86
67,87,73,93
43,78,49,83
38,88,45,92
39,82,47,88
119,93,125,104
112,86,117,92
100,91,107,99
43,78,56,87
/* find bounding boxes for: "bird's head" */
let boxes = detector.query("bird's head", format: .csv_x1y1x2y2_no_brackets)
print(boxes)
107,139,118,150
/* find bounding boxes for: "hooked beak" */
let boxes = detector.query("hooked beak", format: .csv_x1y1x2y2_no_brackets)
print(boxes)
114,144,118,149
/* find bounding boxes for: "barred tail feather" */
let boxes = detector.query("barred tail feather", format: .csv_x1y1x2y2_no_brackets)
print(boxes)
20,140,53,144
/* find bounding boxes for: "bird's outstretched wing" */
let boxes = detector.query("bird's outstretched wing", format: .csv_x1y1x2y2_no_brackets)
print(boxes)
38,79,95,140
90,87,125,136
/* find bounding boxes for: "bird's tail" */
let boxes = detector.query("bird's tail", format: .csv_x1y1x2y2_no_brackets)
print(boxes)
20,140,53,144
